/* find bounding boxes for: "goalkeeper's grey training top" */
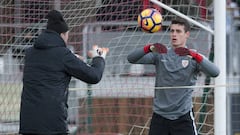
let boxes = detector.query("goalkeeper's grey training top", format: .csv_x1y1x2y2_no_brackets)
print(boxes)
127,47,219,120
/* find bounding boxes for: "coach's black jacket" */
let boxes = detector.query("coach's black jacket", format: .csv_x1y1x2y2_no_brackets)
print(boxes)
19,30,105,134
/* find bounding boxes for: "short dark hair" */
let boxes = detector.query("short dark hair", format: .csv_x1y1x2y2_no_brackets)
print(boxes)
171,17,191,32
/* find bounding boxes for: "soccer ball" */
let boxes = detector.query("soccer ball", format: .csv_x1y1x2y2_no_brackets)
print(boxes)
137,8,163,33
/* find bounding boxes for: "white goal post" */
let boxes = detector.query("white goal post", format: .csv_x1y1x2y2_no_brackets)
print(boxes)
214,0,227,135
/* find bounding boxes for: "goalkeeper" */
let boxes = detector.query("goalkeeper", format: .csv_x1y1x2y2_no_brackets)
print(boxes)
19,10,109,135
127,18,219,135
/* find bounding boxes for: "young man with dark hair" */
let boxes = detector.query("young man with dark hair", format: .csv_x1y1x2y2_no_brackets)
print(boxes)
127,17,220,135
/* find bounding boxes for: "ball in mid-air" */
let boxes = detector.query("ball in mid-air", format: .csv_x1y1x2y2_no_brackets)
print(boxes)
138,8,163,33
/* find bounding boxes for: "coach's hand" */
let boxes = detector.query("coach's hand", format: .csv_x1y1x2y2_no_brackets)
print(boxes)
99,47,109,59
88,45,109,59
174,47,203,63
144,43,167,54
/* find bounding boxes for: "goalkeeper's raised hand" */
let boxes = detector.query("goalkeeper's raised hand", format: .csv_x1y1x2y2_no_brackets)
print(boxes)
174,47,203,63
88,45,109,59
144,43,167,54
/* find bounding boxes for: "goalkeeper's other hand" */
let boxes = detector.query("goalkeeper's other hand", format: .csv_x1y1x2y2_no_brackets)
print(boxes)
144,43,167,54
88,45,109,59
174,47,203,63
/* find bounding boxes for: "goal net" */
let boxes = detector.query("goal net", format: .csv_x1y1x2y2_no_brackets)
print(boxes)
0,0,228,135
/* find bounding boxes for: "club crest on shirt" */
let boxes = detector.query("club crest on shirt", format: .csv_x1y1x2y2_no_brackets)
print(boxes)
182,60,189,68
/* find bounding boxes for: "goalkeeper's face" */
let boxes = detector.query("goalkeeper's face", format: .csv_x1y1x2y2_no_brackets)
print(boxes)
170,24,189,48
60,31,69,44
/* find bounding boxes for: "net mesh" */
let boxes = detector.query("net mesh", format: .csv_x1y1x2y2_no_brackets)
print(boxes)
0,0,227,135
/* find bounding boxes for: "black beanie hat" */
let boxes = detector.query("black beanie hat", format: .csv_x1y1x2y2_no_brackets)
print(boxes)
46,10,69,34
